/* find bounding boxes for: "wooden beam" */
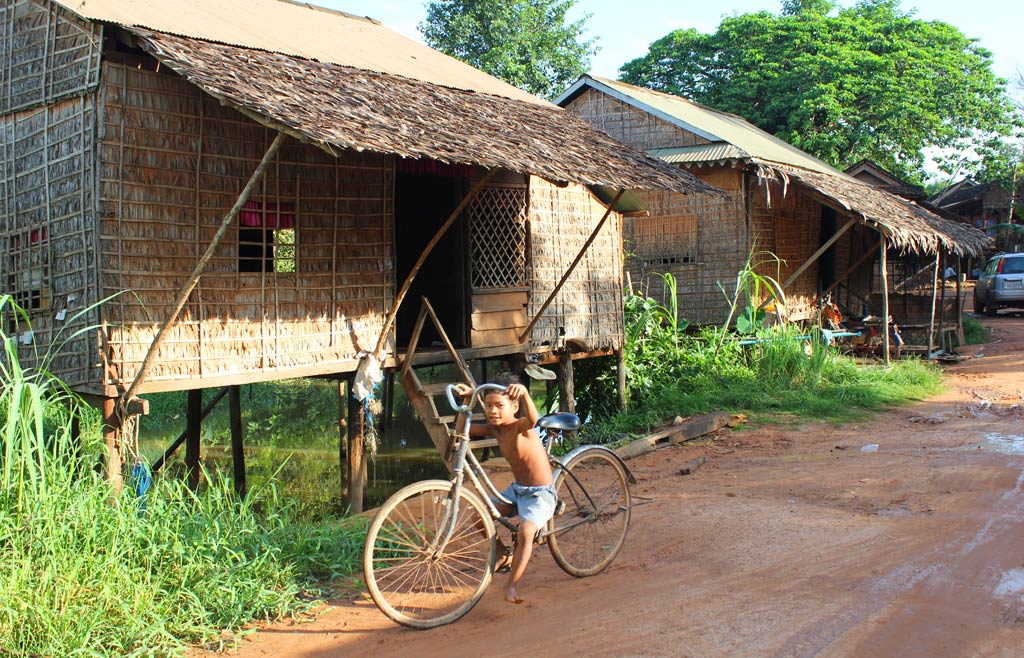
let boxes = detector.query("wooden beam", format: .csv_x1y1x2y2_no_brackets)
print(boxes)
616,347,628,412
337,378,347,504
928,253,940,356
558,351,576,415
152,386,229,472
519,188,626,342
229,385,246,497
347,374,366,514
822,238,881,299
120,132,287,406
881,240,891,366
767,217,857,308
186,389,202,491
102,397,123,495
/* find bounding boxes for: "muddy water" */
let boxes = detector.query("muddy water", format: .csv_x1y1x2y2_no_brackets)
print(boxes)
139,390,448,519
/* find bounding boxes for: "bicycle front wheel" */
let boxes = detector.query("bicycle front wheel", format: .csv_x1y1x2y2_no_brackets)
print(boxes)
363,480,496,629
548,448,631,577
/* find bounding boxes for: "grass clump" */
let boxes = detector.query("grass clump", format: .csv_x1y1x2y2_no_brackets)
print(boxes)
0,296,364,657
579,275,944,444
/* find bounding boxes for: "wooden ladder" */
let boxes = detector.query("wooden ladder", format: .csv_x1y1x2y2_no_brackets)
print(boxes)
398,297,495,468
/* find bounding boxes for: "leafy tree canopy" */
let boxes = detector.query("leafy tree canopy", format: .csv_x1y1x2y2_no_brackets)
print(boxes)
420,0,596,99
619,0,1021,184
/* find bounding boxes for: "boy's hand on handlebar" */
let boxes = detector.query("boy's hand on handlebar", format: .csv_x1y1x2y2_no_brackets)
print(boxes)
452,383,473,398
505,384,528,400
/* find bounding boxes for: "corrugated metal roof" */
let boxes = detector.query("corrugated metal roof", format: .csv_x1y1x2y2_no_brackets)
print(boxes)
560,76,855,180
649,144,749,165
53,0,546,105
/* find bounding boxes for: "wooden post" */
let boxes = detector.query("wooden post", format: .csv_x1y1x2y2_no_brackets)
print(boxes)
347,374,366,513
229,385,246,497
102,397,123,494
880,240,890,366
956,258,965,346
185,389,202,491
927,253,940,357
938,252,948,351
380,368,396,432
558,351,576,414
337,378,347,503
616,347,627,412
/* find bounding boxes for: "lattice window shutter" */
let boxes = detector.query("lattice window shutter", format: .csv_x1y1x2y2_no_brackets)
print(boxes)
470,186,527,290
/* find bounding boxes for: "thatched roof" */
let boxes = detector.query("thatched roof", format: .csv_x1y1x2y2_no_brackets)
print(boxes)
124,29,718,196
756,162,991,257
558,76,989,256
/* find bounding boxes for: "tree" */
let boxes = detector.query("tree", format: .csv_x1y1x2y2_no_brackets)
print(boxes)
619,0,1020,183
420,0,596,99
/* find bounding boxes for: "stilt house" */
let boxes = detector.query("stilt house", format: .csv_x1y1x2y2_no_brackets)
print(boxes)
1,0,717,499
557,77,989,330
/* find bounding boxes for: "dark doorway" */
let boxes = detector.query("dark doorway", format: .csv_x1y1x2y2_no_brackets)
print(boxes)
394,172,469,347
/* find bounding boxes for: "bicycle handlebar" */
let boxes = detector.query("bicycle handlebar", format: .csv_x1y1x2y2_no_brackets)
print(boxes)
445,383,508,413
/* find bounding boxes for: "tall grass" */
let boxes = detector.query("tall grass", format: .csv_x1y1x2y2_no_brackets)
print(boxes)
0,296,365,656
580,276,944,443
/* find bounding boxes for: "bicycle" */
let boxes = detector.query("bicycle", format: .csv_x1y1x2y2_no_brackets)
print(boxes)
363,382,635,628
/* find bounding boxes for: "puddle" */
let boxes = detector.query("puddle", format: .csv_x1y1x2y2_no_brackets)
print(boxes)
995,568,1024,600
982,433,1024,455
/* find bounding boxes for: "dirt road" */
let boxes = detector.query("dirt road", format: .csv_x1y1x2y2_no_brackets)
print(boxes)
198,314,1024,658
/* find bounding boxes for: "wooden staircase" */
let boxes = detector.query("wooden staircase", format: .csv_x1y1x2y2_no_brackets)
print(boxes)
399,298,497,468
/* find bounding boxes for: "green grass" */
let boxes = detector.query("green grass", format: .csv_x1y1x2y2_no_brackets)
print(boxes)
0,296,366,657
961,317,992,345
578,282,945,444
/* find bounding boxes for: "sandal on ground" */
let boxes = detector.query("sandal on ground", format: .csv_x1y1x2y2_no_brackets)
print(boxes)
494,549,514,574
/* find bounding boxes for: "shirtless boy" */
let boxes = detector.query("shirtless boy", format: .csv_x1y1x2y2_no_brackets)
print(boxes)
454,376,554,604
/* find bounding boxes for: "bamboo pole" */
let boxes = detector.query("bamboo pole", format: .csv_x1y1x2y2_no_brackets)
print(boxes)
927,253,940,357
938,253,948,351
372,168,498,356
519,188,625,343
119,132,287,409
880,240,890,366
956,259,965,345
821,239,881,299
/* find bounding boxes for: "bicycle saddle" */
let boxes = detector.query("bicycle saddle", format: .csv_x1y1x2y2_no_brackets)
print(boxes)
536,413,580,431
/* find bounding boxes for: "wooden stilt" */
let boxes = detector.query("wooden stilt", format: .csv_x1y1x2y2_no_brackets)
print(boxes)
229,385,246,497
928,253,940,357
558,351,576,414
380,369,395,432
338,378,347,503
347,374,366,514
956,259,965,345
185,389,202,491
938,253,948,351
880,241,891,365
102,397,123,494
616,347,628,412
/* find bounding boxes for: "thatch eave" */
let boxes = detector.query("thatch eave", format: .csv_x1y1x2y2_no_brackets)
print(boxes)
125,28,724,198
752,160,991,257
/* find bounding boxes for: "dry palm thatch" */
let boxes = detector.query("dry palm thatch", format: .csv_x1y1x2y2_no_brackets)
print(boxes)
755,161,991,256
127,28,723,198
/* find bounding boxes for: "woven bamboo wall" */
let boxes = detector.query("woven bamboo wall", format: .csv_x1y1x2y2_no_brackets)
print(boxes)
563,87,710,151
749,180,822,318
2,94,101,387
1,0,103,388
527,178,624,352
626,167,747,326
0,0,102,114
97,63,394,392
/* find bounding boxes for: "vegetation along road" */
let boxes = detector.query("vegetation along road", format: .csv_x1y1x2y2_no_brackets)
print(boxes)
197,313,1024,658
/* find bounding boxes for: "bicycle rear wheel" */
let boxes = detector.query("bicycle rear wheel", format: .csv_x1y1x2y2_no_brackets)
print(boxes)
548,448,631,577
363,480,496,629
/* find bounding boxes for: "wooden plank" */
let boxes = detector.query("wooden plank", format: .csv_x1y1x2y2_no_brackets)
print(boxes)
471,291,528,314
471,308,528,331
616,412,738,461
471,327,524,349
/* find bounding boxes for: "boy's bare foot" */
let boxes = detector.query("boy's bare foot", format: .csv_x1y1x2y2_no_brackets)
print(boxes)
494,551,514,574
504,586,524,604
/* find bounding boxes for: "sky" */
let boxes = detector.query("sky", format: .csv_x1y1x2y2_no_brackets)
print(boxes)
321,0,1024,88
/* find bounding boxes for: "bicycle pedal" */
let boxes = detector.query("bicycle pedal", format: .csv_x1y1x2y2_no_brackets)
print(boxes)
554,499,566,516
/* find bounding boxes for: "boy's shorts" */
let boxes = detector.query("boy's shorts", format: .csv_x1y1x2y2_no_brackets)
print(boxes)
496,482,557,526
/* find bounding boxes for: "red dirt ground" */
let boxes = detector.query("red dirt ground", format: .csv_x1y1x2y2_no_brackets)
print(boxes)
194,313,1024,658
